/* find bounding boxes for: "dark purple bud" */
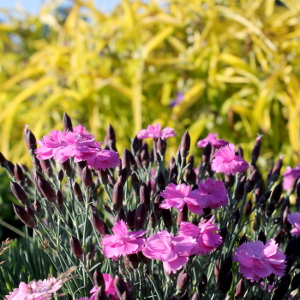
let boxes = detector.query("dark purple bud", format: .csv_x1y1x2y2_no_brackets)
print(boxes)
56,189,63,209
154,194,163,219
177,204,188,225
94,270,105,288
218,256,233,283
134,155,143,169
32,155,41,171
218,271,232,294
106,124,116,141
176,269,189,291
140,148,149,167
275,197,284,209
235,278,246,299
191,293,200,300
131,171,140,193
188,154,194,169
76,160,87,177
244,200,252,216
169,163,178,181
251,134,262,163
156,137,167,157
92,213,106,235
112,182,123,211
115,208,126,222
70,236,83,260
24,204,35,219
254,180,263,202
258,230,266,244
121,291,135,300
135,203,147,230
13,204,36,228
283,206,290,227
225,175,234,188
94,286,108,300
36,172,56,202
24,126,37,151
117,168,128,186
271,155,284,182
291,273,300,290
275,230,282,245
244,170,257,193
14,164,25,182
127,209,136,231
219,227,227,242
122,149,132,171
235,176,246,199
0,152,7,167
271,182,283,203
202,143,212,164
33,200,41,213
163,209,173,230
180,130,190,158
61,159,72,177
127,253,139,269
198,273,207,294
272,275,290,300
186,168,196,185
139,183,150,206
114,276,129,298
285,237,297,257
237,145,244,158
179,290,188,300
81,166,93,187
131,136,142,155
253,216,261,231
63,112,73,132
98,169,108,185
58,169,64,182
149,211,157,228
10,181,28,205
232,209,240,224
266,201,275,217
39,160,53,177
108,174,116,186
149,147,155,163
239,234,248,246
259,191,272,205
156,171,166,191
285,255,295,274
74,182,84,202
86,251,94,261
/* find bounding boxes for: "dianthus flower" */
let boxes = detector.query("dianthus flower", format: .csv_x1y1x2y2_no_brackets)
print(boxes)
90,274,120,300
159,183,206,214
196,178,228,209
73,124,94,140
197,133,228,148
179,217,223,255
142,230,195,274
137,123,175,140
101,220,146,260
211,143,249,176
5,277,63,300
282,164,300,191
233,239,286,282
287,212,300,236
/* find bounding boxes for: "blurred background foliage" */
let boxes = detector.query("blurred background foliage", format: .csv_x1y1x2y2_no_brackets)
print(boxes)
0,0,300,234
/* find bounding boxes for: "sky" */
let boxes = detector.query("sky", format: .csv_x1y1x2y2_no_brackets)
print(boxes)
0,0,121,14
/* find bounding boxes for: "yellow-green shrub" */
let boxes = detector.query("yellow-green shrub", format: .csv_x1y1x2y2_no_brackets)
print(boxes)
0,0,300,169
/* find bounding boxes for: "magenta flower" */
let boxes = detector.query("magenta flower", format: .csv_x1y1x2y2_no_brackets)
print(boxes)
101,220,146,260
287,212,300,236
90,274,120,300
159,183,207,214
137,123,175,140
179,217,223,255
233,239,286,282
211,143,249,176
197,133,228,148
196,178,228,209
142,230,195,274
73,124,94,140
283,164,300,190
5,277,63,300
84,149,119,171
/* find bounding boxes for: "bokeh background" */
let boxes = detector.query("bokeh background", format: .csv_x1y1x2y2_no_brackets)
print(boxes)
0,0,300,238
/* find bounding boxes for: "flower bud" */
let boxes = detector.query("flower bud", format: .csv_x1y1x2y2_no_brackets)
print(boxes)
259,191,272,204
74,182,84,202
112,182,124,211
61,159,72,177
253,216,261,231
214,258,220,278
179,290,188,300
258,230,266,244
121,291,135,300
117,168,128,186
156,171,166,191
285,255,295,274
225,175,234,188
218,256,232,283
266,201,275,217
180,130,190,158
14,164,25,182
32,155,41,171
254,180,263,202
81,166,93,187
94,270,105,288
232,209,240,224
154,194,163,220
199,273,207,294
271,182,283,203
140,146,149,167
135,203,147,230
115,208,126,222
63,112,73,132
0,152,7,167
235,176,246,200
10,181,28,205
176,269,189,291
36,172,56,202
235,278,245,299
291,273,300,290
156,137,167,157
169,163,178,181
126,209,136,231
114,276,129,298
218,271,232,294
131,171,140,193
39,159,53,177
33,200,41,213
105,124,117,151
127,253,139,269
163,209,173,230
244,200,252,216
237,145,244,158
91,213,106,235
13,204,36,228
272,274,290,300
271,155,284,182
177,204,188,225
202,143,212,164
122,149,132,172
24,126,37,151
56,189,63,209
285,237,297,258
76,160,87,177
191,293,200,300
239,234,248,246
94,286,108,300
131,136,142,155
139,182,150,206
244,170,257,193
251,134,262,163
70,236,83,260
282,206,290,227
58,169,64,182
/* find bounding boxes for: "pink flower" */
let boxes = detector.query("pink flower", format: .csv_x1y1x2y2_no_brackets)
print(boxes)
197,133,228,148
90,274,119,300
287,212,300,236
101,220,146,260
196,178,228,209
179,217,223,255
73,124,94,140
84,149,119,171
159,183,207,214
211,143,249,176
142,230,195,274
233,239,286,282
283,164,300,190
137,123,175,140
5,277,63,300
